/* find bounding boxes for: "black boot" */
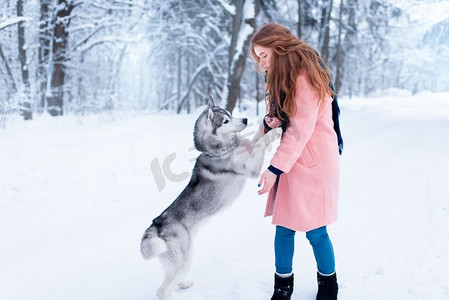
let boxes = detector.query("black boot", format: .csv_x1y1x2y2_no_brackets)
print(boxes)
316,272,338,300
271,273,293,300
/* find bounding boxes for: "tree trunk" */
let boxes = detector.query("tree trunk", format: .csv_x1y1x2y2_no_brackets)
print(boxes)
17,0,32,120
38,0,50,112
225,0,260,113
186,54,191,114
319,0,333,62
176,47,182,114
175,64,207,113
297,0,302,38
225,0,243,112
47,0,74,116
344,0,358,96
0,45,17,94
334,0,344,94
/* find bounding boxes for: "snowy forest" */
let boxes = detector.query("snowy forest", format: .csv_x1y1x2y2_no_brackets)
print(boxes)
2,1,449,299
0,0,448,126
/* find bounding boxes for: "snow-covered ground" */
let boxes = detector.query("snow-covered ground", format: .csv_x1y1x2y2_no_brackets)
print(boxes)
1,92,449,299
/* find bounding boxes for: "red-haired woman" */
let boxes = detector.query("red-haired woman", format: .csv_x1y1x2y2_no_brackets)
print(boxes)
251,23,342,300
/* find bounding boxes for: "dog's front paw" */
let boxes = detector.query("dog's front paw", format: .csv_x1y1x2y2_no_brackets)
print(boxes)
178,281,194,289
267,127,282,140
257,128,281,149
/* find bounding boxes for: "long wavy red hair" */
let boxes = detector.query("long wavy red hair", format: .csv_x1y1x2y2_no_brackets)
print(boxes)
251,23,334,121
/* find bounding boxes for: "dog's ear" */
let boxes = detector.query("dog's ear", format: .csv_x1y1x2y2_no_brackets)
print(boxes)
206,107,214,125
208,96,215,108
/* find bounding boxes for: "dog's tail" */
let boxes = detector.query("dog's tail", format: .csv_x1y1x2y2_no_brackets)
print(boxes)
140,225,168,260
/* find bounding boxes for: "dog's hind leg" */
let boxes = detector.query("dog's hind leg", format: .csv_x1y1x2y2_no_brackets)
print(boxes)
177,245,194,289
157,238,193,299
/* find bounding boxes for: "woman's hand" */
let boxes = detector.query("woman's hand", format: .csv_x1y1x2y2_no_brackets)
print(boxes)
264,115,282,129
257,169,278,195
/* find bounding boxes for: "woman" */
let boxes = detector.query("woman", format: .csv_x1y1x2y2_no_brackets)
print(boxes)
251,23,341,300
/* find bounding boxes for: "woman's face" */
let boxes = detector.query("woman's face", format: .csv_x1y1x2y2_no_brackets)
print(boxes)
253,45,273,71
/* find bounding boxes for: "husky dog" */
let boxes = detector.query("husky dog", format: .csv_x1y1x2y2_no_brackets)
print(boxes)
140,99,278,300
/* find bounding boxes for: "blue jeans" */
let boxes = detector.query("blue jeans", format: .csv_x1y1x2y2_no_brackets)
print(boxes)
275,225,335,275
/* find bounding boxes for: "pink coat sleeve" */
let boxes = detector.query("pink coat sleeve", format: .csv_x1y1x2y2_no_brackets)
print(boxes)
269,75,321,173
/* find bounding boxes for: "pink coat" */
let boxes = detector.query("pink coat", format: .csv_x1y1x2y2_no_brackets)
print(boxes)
264,74,340,232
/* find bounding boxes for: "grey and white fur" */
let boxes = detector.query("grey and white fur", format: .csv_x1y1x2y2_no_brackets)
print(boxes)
140,99,279,300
